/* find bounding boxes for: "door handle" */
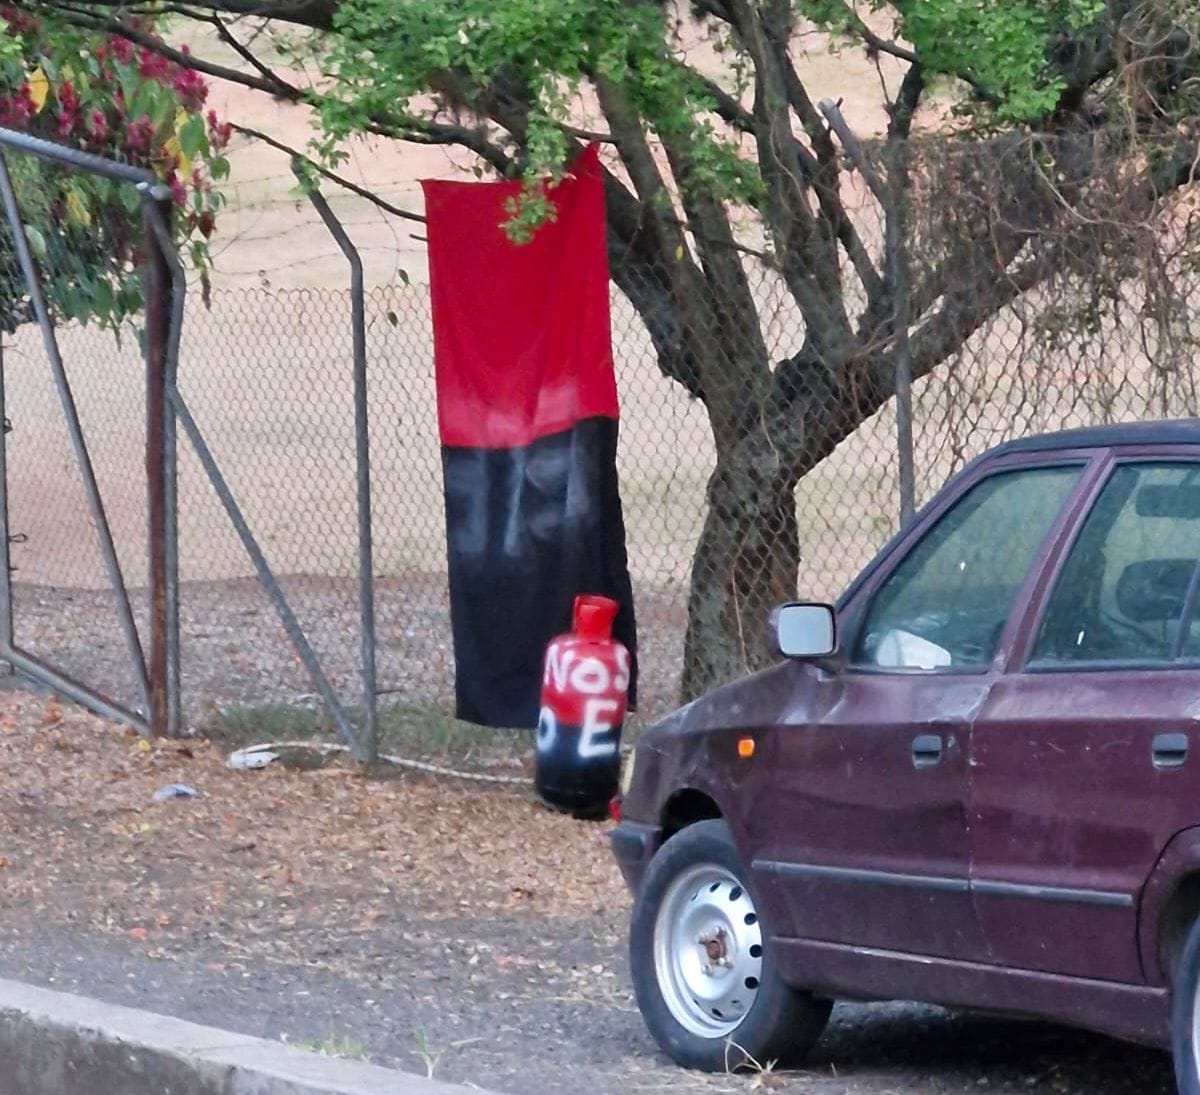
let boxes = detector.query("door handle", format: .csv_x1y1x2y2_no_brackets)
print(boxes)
1153,733,1189,770
912,734,943,769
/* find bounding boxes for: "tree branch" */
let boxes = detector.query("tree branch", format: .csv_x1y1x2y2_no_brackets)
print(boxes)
50,4,302,97
51,6,519,175
207,11,304,97
35,0,338,30
594,74,719,404
230,123,425,223
888,62,925,139
658,129,771,428
688,69,754,134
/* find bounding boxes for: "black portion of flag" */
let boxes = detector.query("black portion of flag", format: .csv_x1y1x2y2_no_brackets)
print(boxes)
441,416,637,728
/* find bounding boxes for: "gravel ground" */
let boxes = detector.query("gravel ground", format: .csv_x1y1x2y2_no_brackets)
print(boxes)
0,691,1181,1095
8,574,688,741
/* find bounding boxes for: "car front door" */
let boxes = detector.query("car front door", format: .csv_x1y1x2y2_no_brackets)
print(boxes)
754,459,1084,962
970,455,1200,983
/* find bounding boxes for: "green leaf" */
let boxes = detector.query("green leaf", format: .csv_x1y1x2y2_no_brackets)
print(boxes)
91,276,114,318
24,225,46,262
179,113,207,159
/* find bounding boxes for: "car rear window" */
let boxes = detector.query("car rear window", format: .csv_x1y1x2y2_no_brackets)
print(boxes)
1031,462,1200,666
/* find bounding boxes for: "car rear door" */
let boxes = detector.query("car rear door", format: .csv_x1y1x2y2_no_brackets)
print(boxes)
970,453,1200,983
753,457,1085,962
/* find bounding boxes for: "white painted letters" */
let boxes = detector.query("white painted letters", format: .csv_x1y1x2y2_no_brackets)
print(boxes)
536,705,558,753
613,647,631,693
578,697,620,759
543,646,624,697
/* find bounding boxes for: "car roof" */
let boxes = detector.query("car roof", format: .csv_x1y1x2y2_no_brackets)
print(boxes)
992,419,1200,456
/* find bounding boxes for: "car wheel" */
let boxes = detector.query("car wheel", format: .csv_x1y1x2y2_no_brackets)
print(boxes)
1173,915,1200,1094
629,818,831,1072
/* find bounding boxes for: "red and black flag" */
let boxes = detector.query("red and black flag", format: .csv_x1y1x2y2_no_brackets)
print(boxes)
422,146,637,728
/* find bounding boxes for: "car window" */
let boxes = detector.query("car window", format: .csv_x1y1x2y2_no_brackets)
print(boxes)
854,466,1081,671
1031,463,1200,666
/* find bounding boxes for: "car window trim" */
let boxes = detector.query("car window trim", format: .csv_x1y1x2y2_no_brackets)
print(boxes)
1025,657,1200,674
1012,452,1200,674
844,663,996,679
1173,550,1200,660
841,454,1095,679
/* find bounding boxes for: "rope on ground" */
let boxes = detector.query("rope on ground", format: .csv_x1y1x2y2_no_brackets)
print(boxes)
227,740,534,786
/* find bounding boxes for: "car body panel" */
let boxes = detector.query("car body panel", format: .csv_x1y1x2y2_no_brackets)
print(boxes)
969,668,1200,983
751,668,987,960
1138,825,1200,984
770,938,1170,1046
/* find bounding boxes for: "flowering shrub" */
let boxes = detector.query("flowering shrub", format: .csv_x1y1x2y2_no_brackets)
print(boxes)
0,8,228,328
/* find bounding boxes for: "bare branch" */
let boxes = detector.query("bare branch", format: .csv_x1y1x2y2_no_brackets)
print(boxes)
826,2,918,66
688,69,754,134
209,12,304,97
34,0,338,30
888,62,925,139
230,124,425,224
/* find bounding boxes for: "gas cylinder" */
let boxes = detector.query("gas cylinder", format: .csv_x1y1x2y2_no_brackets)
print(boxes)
536,594,631,818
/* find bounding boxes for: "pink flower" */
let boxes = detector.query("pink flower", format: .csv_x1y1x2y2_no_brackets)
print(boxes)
164,169,187,207
1,7,41,37
172,69,208,111
138,48,171,81
109,36,134,65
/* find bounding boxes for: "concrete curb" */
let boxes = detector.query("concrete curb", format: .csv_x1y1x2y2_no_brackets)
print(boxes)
0,976,485,1094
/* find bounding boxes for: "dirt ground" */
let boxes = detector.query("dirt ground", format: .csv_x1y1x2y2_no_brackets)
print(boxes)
0,690,1178,1094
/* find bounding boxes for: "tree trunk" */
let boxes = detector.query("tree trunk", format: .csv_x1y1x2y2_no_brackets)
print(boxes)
680,425,801,701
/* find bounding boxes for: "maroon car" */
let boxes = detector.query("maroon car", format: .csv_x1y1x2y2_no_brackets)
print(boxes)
612,422,1200,1092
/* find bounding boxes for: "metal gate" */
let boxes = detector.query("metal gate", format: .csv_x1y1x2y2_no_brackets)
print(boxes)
0,128,377,759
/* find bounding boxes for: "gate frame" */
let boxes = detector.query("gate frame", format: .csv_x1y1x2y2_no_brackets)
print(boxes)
0,126,378,761
0,129,174,734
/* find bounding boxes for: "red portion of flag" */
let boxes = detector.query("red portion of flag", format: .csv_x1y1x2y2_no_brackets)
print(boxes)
421,144,618,450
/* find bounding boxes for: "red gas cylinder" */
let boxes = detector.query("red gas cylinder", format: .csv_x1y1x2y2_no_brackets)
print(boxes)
536,594,631,818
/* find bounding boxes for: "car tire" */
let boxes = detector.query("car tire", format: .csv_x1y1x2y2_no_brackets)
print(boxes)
1173,915,1200,1094
629,818,832,1072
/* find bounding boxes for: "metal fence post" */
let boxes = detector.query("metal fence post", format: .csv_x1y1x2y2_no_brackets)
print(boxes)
144,192,177,736
818,100,917,528
887,138,916,527
301,167,379,763
0,334,12,671
142,193,186,738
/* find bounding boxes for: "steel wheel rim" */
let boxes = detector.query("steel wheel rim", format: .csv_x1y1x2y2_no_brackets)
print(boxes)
653,862,764,1038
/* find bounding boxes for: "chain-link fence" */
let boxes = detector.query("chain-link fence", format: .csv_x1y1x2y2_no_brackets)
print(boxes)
6,131,1200,768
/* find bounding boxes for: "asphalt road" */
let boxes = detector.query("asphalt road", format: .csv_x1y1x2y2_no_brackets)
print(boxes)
0,915,1177,1095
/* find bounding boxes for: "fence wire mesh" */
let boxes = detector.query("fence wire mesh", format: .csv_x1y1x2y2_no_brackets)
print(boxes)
5,132,1200,771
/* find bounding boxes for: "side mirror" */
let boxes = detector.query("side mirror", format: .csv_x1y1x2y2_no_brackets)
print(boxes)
775,602,837,660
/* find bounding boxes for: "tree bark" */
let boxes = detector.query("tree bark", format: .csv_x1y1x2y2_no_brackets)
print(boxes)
681,423,801,701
